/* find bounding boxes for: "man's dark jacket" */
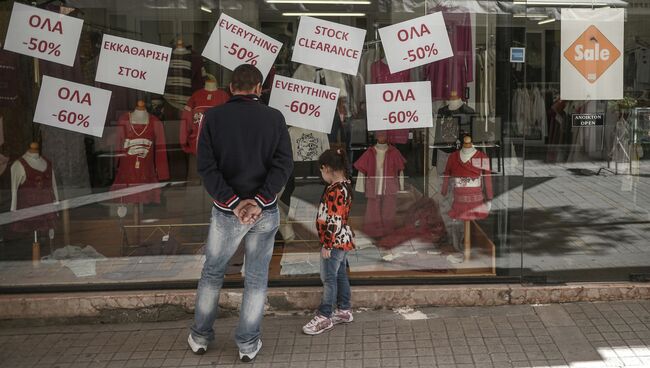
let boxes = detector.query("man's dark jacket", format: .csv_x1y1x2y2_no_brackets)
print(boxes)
197,94,293,212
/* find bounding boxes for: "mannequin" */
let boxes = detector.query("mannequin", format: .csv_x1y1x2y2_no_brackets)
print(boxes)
10,142,59,233
164,39,193,112
111,101,169,204
180,76,229,156
441,136,493,261
354,131,406,238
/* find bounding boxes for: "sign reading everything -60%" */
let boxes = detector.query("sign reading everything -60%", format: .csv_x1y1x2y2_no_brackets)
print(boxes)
3,2,84,66
33,76,112,138
269,75,340,134
365,81,433,132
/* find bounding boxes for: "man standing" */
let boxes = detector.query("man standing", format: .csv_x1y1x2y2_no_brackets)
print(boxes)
188,64,293,362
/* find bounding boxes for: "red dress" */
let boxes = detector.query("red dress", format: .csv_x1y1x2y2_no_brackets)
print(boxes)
180,88,229,155
441,150,492,220
111,113,170,204
11,158,57,232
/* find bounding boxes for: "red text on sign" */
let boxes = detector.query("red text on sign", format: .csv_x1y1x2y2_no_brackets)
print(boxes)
274,79,337,101
314,26,349,41
118,66,147,80
397,24,430,42
218,18,279,53
57,87,91,106
382,89,415,102
29,14,63,34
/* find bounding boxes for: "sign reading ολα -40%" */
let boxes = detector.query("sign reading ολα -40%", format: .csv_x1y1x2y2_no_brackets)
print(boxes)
365,81,433,132
3,2,84,67
269,75,340,134
378,12,453,74
202,13,282,81
33,76,112,138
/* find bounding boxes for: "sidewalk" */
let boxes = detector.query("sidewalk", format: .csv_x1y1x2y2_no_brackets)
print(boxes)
1,300,650,368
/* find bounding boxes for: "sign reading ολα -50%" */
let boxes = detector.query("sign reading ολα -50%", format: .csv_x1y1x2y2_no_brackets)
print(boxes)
33,76,112,138
269,75,340,134
3,2,83,67
365,81,433,132
378,12,453,74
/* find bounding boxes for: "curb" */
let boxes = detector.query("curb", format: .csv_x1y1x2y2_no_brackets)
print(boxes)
1,283,649,321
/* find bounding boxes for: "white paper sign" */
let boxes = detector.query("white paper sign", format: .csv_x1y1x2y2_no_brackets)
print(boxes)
269,76,340,134
202,14,282,81
33,76,112,138
561,8,624,100
292,16,366,76
378,12,453,74
3,2,83,67
366,82,433,132
95,34,171,94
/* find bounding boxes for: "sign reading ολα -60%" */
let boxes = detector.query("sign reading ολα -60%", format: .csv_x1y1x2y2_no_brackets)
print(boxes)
269,75,340,134
365,81,433,132
202,13,282,81
3,2,84,67
378,12,453,74
33,76,112,138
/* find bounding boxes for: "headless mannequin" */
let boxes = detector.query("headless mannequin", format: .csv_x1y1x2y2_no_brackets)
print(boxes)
204,78,217,92
445,136,491,262
11,143,59,211
447,95,464,111
355,134,405,194
130,100,149,125
175,39,187,52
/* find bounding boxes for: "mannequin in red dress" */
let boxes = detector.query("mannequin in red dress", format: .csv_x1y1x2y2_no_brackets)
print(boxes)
441,136,492,261
354,131,406,238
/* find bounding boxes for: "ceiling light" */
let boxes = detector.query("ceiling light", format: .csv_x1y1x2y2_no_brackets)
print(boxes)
200,5,212,13
282,12,366,16
518,0,610,6
538,17,556,24
269,0,371,4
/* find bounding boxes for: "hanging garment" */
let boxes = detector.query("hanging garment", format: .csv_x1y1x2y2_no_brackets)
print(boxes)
434,103,475,145
164,48,193,111
180,88,230,155
425,10,474,100
292,64,348,99
441,150,493,220
371,60,411,144
0,49,19,107
110,113,170,203
10,158,57,232
288,127,330,162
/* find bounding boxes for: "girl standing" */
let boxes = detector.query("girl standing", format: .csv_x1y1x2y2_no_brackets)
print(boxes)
303,149,355,335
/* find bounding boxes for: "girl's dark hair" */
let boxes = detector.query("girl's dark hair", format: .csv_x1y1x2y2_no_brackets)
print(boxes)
318,148,349,176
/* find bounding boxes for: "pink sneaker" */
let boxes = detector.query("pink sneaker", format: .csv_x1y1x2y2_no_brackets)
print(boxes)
302,314,334,335
331,309,354,325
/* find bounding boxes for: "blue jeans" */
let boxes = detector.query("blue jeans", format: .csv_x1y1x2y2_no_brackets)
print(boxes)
191,207,279,354
318,248,351,317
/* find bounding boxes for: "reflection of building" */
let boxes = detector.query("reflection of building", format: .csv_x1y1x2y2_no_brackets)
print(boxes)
0,0,649,301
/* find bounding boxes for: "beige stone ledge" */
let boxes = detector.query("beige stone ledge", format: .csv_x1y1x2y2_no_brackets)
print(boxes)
1,283,649,320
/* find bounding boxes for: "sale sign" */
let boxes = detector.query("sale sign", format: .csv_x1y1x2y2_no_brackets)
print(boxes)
202,14,282,81
95,34,171,95
365,81,433,132
33,76,112,138
292,16,366,76
561,8,623,100
378,12,453,74
268,75,340,134
3,2,83,67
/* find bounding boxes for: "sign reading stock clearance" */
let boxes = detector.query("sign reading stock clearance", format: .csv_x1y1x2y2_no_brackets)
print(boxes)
292,16,366,76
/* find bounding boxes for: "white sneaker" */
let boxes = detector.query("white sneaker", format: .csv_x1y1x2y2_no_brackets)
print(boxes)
187,334,207,355
302,314,334,335
331,309,354,325
239,339,262,363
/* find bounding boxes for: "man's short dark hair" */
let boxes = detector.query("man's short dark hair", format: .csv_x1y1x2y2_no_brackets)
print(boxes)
230,64,263,91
